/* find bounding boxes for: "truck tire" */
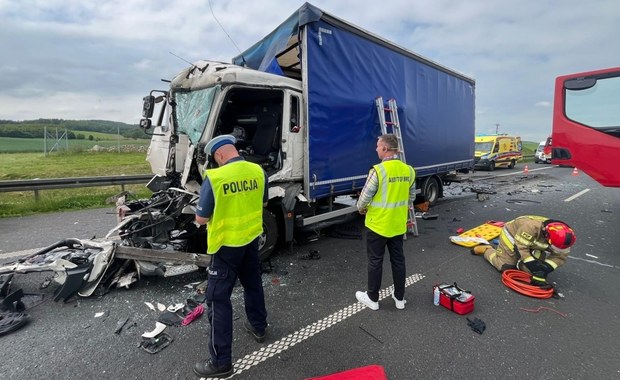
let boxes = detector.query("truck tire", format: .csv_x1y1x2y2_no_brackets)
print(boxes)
421,177,440,205
488,161,495,171
508,160,515,169
258,210,278,261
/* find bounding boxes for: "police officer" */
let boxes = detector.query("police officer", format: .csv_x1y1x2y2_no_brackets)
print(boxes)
472,215,576,286
193,135,269,378
355,134,416,310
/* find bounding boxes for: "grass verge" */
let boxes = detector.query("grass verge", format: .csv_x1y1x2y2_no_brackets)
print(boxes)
0,151,154,217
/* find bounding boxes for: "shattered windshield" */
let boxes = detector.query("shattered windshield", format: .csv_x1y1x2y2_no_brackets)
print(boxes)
173,85,220,144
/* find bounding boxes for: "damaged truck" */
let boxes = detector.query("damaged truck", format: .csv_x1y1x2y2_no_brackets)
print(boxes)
130,2,476,258
0,2,475,301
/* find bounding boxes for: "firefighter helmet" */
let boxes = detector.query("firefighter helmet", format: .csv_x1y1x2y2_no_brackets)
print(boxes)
545,222,576,250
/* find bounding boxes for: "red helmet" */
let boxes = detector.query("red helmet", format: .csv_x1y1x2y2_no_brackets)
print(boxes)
545,222,576,251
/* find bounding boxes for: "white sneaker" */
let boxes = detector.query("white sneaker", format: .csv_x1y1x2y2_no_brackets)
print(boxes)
392,292,407,310
355,291,379,310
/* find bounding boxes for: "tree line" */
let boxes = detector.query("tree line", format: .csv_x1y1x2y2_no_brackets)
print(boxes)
0,119,148,139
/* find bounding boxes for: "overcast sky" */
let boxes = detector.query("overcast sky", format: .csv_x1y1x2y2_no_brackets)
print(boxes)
1,0,618,142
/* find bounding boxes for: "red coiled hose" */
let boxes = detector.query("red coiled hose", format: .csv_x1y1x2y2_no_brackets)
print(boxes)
501,269,554,299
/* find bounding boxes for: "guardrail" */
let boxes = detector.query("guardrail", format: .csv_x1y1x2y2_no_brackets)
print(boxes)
0,174,153,201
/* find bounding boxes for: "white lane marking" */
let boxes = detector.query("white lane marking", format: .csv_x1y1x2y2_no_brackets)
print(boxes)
568,256,619,269
207,273,425,379
564,188,590,202
585,254,599,259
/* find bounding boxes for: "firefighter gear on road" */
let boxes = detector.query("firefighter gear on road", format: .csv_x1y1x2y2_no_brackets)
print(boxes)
479,215,575,285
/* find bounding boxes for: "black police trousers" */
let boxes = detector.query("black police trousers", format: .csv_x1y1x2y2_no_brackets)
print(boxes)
206,238,267,366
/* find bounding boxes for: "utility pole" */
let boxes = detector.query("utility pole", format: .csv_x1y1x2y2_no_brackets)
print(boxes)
495,123,500,134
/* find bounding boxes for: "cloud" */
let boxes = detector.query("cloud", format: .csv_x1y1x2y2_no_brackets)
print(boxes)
0,0,618,143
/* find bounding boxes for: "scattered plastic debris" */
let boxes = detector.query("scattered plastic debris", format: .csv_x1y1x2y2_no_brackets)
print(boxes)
39,277,52,289
157,303,166,312
144,302,156,312
184,281,202,289
94,312,105,318
114,317,129,335
167,303,184,313
117,272,137,288
142,322,167,338
139,333,174,354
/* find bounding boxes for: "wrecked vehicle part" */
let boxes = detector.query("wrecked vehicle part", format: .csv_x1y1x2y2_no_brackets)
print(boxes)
139,332,174,354
0,311,29,336
142,321,167,338
1,288,25,312
54,263,93,302
18,238,82,263
0,273,14,297
0,239,115,301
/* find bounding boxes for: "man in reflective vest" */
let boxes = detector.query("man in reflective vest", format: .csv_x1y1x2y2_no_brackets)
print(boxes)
471,215,576,286
355,134,416,310
193,135,269,378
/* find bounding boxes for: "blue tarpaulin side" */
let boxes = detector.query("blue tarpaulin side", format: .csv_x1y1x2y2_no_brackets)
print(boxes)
305,19,475,199
232,3,475,200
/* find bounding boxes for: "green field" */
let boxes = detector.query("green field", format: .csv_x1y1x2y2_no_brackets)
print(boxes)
0,136,150,153
0,151,153,217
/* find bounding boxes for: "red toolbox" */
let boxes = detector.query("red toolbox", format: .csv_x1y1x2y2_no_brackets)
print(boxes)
434,283,475,315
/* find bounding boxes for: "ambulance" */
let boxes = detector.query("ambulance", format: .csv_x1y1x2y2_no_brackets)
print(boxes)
474,135,523,170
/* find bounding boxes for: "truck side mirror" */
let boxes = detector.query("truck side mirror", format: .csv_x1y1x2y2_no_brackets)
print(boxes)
139,118,152,130
142,95,156,118
564,78,597,91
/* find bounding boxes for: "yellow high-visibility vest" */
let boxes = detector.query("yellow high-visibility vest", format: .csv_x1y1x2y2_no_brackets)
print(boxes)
365,160,415,237
205,160,264,254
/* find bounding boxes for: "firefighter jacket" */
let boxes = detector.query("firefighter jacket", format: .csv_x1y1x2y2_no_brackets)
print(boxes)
501,215,570,270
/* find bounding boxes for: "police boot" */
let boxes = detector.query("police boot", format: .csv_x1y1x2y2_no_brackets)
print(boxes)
470,245,492,256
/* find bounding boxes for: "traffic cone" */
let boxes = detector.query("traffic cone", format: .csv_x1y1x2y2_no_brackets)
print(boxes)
523,164,529,175
572,167,579,176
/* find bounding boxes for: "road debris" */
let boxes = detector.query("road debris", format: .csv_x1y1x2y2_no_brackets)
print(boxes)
114,317,130,335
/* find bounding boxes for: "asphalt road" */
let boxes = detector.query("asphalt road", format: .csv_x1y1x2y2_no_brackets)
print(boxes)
1,164,619,380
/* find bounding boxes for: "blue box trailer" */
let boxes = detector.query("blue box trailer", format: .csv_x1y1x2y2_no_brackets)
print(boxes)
233,2,475,204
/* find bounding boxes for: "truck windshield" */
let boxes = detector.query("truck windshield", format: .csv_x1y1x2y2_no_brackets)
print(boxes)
173,86,220,145
475,142,493,152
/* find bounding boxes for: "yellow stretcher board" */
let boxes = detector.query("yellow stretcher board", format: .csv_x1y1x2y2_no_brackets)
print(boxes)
449,221,505,247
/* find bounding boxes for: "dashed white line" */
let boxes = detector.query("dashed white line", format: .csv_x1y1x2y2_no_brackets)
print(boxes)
204,273,425,379
568,256,618,269
564,188,590,202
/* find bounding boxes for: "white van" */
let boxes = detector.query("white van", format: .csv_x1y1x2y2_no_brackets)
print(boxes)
534,141,545,163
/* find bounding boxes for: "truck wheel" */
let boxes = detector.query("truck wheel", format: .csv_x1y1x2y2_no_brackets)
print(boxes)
422,177,440,205
488,161,495,171
508,160,515,169
258,210,278,261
